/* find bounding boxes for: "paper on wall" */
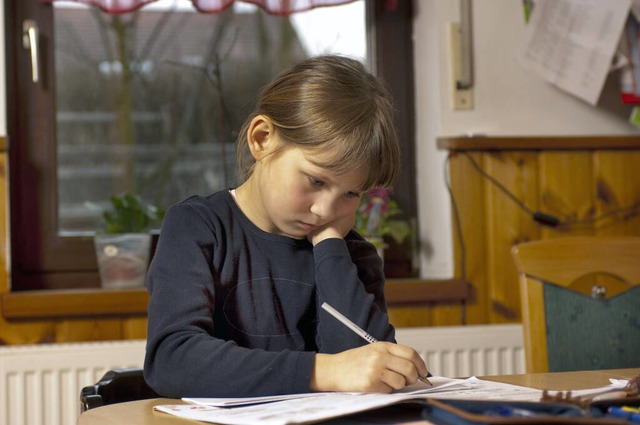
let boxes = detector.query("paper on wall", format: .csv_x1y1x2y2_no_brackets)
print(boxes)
517,0,631,105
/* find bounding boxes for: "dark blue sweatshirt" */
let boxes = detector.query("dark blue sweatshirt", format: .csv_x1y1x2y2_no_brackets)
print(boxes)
144,190,395,398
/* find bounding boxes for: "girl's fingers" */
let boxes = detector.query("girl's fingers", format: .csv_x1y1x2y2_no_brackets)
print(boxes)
383,342,429,379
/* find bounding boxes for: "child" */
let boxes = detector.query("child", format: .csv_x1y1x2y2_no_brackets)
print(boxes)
144,54,428,398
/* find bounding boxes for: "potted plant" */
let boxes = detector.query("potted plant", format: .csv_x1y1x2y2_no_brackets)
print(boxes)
94,193,164,289
354,188,411,261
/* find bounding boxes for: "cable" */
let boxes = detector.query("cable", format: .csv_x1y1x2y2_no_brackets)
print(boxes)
459,152,561,227
458,151,640,228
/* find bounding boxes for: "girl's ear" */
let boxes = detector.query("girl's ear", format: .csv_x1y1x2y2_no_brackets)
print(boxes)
246,115,277,160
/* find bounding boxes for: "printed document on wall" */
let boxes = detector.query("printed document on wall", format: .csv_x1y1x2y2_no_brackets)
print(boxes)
517,0,631,105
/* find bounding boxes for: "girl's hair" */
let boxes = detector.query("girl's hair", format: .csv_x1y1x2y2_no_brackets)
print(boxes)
236,55,400,190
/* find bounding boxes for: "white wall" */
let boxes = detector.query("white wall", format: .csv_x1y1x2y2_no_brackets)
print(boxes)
414,0,640,278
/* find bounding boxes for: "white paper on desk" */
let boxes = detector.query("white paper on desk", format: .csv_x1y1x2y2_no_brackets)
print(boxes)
517,0,631,105
428,377,630,402
183,376,466,408
154,377,630,425
183,392,331,407
156,393,425,425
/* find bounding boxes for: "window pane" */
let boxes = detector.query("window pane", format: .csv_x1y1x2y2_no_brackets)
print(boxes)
54,0,365,235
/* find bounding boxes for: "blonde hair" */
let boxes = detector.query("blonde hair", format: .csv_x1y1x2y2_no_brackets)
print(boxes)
236,55,400,190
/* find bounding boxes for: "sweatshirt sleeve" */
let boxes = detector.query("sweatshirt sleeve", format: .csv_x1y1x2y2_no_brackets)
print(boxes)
313,234,396,353
143,203,316,398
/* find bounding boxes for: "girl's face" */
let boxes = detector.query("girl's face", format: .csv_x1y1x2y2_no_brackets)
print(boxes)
249,143,367,239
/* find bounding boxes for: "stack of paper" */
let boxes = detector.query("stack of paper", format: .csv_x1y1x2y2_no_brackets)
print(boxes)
153,376,629,425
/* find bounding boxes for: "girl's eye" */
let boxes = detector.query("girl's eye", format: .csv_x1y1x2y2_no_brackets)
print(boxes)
345,191,361,199
308,176,324,187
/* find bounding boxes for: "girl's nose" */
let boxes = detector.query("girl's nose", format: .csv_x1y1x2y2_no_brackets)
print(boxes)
310,195,338,219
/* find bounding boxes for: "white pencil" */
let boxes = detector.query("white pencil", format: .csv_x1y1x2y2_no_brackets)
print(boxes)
321,302,432,386
321,302,378,344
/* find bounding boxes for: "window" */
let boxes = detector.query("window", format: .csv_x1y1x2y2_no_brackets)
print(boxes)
6,0,415,290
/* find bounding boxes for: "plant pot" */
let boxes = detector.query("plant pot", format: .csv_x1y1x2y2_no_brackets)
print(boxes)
94,233,151,289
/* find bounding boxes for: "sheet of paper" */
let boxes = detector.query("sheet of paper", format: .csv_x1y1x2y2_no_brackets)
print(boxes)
154,377,629,425
183,393,332,408
517,0,631,105
183,376,465,407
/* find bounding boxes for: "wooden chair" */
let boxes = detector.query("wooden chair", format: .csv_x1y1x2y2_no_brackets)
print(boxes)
80,368,159,412
511,237,640,373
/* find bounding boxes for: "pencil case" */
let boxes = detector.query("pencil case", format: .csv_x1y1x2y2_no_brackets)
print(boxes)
420,398,632,424
590,397,640,423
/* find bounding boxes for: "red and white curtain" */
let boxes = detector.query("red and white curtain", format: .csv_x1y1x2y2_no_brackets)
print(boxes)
41,0,359,16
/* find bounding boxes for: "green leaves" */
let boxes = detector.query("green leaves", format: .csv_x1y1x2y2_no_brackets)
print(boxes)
101,193,164,234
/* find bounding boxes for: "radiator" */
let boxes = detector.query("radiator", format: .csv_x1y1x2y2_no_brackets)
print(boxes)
396,324,525,377
0,340,146,425
0,324,524,425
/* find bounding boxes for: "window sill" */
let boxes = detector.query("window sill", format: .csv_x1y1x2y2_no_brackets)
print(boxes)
1,278,472,320
1,288,150,320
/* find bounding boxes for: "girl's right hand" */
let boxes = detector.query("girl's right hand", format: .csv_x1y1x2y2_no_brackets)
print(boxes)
307,212,356,246
309,342,428,393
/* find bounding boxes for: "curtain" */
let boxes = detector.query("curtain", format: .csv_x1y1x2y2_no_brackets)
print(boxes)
41,0,358,16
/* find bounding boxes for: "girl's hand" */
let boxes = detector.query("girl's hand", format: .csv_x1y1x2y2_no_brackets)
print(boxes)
310,342,428,393
307,213,356,246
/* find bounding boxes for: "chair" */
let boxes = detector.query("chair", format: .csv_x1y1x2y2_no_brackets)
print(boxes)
80,368,160,412
511,237,640,374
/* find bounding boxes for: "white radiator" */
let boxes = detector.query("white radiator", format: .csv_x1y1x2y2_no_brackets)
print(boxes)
396,324,525,377
0,340,146,425
0,324,524,425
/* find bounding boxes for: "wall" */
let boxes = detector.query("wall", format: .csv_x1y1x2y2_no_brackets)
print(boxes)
413,0,640,279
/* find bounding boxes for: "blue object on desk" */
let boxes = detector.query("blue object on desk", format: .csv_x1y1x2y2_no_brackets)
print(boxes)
485,405,541,417
421,399,587,424
608,406,640,423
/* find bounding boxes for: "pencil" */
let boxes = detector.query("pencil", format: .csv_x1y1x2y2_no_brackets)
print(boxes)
321,302,432,386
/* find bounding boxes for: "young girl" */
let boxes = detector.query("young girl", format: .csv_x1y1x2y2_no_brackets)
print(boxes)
144,55,428,398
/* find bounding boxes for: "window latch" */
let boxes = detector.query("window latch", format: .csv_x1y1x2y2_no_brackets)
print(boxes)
22,19,40,83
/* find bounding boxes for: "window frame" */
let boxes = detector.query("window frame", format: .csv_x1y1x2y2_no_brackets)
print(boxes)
5,0,416,291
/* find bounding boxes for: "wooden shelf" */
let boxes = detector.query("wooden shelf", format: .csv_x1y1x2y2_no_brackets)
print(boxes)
437,135,640,151
385,278,472,307
1,288,150,320
1,278,472,320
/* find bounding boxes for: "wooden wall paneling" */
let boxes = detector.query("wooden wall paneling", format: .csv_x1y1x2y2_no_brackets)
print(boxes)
593,150,640,236
449,152,489,325
484,152,539,324
123,317,149,339
538,151,595,239
54,319,124,342
0,320,57,345
388,307,431,328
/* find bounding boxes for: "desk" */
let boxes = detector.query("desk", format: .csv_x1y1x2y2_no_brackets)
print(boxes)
77,368,640,425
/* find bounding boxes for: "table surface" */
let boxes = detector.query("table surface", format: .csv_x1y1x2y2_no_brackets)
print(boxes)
77,368,640,425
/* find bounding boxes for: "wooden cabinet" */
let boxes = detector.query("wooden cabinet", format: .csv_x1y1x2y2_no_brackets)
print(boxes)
440,136,640,325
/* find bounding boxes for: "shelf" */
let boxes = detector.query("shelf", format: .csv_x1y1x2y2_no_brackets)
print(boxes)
1,288,150,320
437,135,640,151
1,278,472,320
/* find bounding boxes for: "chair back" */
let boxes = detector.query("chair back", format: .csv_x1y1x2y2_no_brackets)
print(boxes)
80,368,160,412
512,237,640,373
